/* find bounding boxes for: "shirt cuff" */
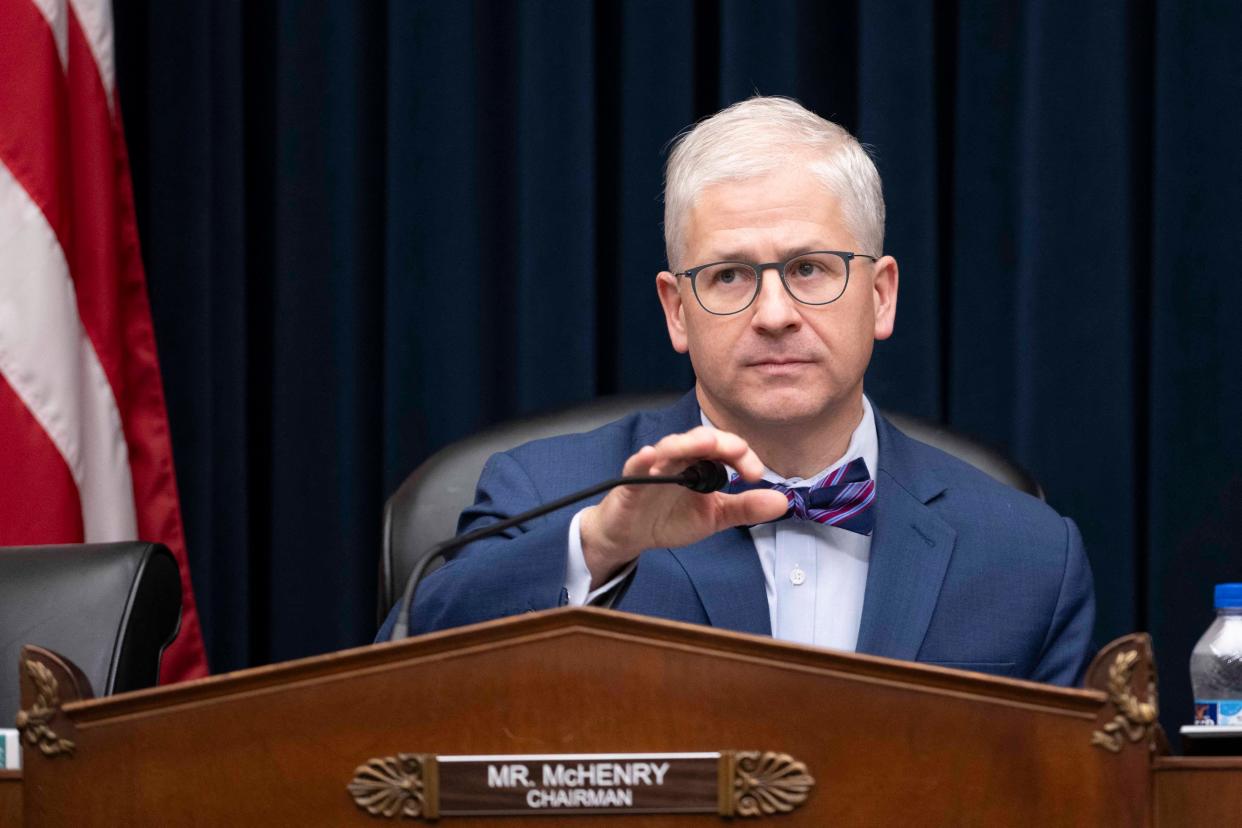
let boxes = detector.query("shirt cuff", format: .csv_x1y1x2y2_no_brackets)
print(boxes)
565,509,637,606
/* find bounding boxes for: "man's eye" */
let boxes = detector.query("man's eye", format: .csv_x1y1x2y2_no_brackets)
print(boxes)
793,261,823,278
710,269,745,288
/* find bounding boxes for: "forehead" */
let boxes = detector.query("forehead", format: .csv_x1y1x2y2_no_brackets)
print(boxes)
684,167,852,261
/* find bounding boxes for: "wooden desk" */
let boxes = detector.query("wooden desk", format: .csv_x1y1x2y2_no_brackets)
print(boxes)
7,759,1238,827
1,769,21,827
10,612,1236,826
1152,757,1242,826
14,611,1157,826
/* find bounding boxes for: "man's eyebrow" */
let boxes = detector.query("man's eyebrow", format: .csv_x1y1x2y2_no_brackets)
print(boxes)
708,246,829,263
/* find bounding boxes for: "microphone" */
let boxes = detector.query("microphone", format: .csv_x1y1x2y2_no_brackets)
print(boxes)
678,459,730,493
389,459,729,639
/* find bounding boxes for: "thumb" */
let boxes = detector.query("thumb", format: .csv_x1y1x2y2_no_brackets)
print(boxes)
717,490,789,528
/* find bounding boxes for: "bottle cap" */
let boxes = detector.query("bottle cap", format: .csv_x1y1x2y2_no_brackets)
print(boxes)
1215,583,1242,608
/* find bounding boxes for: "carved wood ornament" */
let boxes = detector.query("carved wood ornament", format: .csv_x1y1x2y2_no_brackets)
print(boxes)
15,657,75,757
1085,633,1162,754
348,753,435,819
727,750,816,817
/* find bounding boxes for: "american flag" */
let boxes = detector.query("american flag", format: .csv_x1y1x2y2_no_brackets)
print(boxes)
0,0,208,682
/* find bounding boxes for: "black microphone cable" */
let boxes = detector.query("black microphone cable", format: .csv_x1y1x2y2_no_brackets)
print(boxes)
389,460,728,639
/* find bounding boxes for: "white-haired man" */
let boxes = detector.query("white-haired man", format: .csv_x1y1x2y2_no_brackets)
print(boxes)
379,97,1095,686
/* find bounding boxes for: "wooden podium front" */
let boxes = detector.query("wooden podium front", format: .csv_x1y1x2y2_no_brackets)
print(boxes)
14,608,1175,825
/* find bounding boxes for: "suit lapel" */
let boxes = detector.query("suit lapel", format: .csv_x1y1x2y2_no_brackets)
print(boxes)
855,415,956,661
641,391,770,636
668,530,772,636
638,395,958,650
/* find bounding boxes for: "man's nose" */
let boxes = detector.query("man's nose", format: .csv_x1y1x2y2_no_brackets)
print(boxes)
750,267,801,331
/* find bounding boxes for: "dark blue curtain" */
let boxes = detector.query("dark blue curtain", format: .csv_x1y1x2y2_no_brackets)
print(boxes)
114,0,1241,737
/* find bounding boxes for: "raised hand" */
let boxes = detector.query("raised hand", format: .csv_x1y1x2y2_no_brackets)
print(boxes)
578,427,789,587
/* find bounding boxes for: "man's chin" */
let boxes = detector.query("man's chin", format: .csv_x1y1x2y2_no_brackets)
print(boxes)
724,392,829,429
697,379,857,430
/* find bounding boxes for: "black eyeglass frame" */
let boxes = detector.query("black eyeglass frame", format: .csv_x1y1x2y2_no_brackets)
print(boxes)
673,250,879,316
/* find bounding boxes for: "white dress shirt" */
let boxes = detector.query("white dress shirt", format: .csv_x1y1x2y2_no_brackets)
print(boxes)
565,397,878,652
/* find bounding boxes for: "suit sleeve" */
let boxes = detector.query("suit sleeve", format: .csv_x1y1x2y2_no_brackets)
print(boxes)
1030,517,1096,686
376,450,576,639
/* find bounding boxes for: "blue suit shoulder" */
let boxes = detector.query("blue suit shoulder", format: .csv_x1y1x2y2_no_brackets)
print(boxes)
879,419,1095,684
496,398,691,498
887,424,1067,541
380,399,687,634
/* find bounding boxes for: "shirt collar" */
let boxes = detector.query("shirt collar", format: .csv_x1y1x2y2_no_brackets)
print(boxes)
701,396,879,487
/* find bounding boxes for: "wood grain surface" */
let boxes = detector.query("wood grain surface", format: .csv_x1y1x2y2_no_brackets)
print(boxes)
0,770,21,827
18,607,1158,827
1152,756,1242,827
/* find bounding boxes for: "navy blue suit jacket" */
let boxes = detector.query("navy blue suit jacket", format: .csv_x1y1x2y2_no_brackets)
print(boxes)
379,393,1095,686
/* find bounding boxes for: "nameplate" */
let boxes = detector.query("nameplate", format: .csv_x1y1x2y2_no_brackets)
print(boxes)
348,750,813,819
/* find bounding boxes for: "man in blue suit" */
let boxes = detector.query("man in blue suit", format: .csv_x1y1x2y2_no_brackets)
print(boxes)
379,97,1094,686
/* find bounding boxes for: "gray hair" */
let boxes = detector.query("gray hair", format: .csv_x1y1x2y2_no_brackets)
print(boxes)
663,96,885,269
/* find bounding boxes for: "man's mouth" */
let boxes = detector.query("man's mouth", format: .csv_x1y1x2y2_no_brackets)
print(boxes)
747,356,814,366
746,357,815,374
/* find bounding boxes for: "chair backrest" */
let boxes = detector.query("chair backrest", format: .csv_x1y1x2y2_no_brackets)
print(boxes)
378,393,1044,624
0,541,183,724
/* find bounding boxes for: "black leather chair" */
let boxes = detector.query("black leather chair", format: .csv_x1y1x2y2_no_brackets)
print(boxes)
378,393,1044,624
0,542,183,726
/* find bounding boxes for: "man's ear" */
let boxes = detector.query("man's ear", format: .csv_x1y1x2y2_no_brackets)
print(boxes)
656,271,689,353
872,255,898,341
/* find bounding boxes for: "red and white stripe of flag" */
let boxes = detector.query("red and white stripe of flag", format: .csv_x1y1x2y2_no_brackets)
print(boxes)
0,0,208,682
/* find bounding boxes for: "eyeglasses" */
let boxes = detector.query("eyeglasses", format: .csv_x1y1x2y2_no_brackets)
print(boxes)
674,250,878,316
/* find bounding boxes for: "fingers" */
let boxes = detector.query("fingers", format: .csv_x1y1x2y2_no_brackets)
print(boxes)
621,427,766,481
620,444,660,478
717,489,790,528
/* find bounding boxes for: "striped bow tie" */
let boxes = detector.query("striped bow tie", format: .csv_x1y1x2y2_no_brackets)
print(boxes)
726,457,876,535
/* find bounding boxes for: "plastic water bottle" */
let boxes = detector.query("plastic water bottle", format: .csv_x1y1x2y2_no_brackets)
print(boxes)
1190,583,1242,726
